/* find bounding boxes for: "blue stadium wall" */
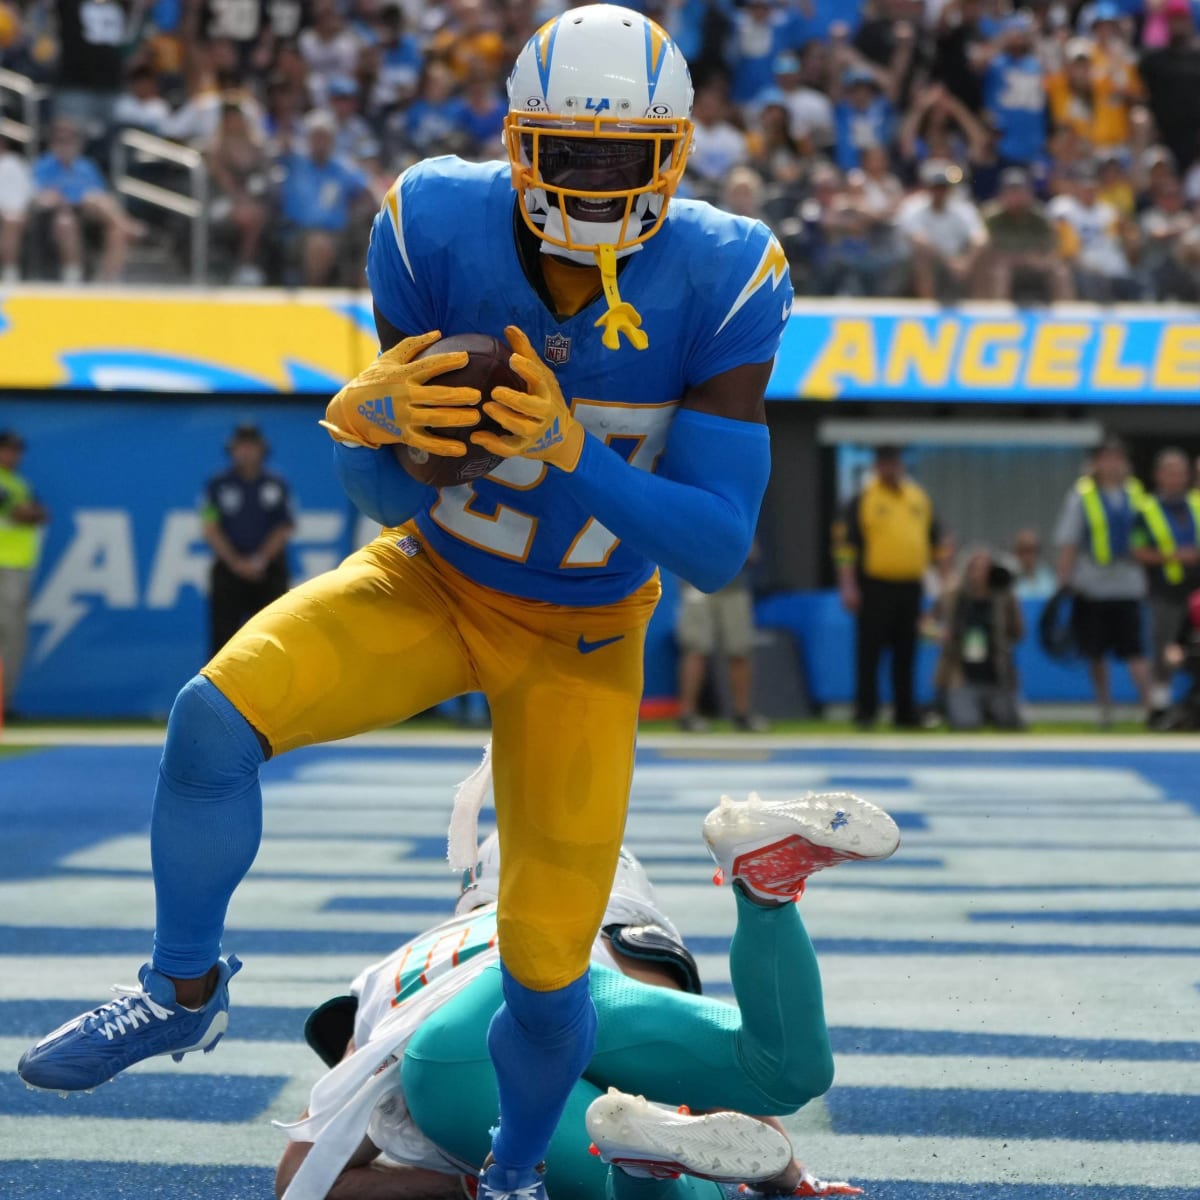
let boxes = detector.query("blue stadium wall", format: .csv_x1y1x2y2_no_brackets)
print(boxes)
3,290,1197,717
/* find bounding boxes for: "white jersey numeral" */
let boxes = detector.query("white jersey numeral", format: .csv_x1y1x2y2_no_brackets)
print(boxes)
429,399,677,566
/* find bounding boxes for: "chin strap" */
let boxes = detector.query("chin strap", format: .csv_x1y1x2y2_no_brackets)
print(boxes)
593,244,649,352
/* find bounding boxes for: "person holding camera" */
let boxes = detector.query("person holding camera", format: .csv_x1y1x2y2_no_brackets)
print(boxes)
934,546,1024,731
1130,447,1200,729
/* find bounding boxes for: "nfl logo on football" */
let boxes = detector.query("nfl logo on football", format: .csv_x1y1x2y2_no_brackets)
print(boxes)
544,333,571,366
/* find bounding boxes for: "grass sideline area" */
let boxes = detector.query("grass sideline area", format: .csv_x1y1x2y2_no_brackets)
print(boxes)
0,715,1169,740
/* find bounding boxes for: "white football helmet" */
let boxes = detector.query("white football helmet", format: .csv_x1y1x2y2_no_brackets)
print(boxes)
504,3,694,260
455,833,661,921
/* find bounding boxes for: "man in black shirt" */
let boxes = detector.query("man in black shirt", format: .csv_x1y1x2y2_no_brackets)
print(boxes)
55,0,130,142
201,423,294,655
1140,0,1200,171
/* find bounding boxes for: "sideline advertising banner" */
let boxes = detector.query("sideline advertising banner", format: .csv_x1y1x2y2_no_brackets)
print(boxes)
3,290,1198,403
0,397,372,717
770,303,1200,402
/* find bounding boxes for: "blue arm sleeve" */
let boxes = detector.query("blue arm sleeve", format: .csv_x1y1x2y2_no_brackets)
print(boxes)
558,408,770,593
332,442,433,527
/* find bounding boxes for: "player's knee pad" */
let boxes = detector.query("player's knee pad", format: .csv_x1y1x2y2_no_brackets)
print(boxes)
160,674,264,797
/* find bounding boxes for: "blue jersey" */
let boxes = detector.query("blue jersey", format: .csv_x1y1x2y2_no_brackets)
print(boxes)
984,53,1046,164
834,96,894,171
32,153,106,204
367,157,791,607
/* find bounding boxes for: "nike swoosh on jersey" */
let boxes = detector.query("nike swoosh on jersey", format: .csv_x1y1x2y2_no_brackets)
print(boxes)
577,634,625,654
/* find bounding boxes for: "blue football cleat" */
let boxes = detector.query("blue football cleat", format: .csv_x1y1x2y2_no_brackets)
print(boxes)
17,955,242,1092
477,1158,549,1200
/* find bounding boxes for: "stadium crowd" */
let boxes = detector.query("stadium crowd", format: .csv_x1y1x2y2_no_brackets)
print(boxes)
2,0,1200,294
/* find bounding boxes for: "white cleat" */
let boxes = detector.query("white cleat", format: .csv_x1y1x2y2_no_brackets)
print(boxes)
586,1088,792,1182
703,792,901,902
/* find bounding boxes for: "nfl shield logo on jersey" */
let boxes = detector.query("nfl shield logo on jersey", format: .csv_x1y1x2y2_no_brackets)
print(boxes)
544,333,571,366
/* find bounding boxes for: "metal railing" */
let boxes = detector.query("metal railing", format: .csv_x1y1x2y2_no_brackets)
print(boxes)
111,129,210,285
0,67,45,160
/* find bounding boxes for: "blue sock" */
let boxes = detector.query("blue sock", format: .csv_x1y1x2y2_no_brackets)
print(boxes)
487,965,596,1172
150,675,264,978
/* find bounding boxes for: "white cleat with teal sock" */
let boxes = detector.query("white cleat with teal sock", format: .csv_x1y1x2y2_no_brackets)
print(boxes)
586,1088,792,1182
704,792,901,902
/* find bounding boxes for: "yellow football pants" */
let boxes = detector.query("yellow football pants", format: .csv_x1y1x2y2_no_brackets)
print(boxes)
202,524,659,990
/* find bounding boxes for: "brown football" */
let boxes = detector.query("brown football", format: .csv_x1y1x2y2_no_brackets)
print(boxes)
392,333,525,489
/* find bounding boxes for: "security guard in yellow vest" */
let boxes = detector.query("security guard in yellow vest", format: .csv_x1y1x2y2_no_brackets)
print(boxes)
1053,435,1150,728
1130,447,1200,726
834,444,942,729
0,430,49,715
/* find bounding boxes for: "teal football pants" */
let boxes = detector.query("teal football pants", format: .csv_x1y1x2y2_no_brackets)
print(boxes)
402,891,834,1200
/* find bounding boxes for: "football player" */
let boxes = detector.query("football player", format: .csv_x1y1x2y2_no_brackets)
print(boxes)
275,787,898,1200
19,10,794,1200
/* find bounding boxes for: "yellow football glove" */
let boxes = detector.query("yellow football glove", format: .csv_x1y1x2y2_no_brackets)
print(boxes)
319,330,481,456
472,325,585,472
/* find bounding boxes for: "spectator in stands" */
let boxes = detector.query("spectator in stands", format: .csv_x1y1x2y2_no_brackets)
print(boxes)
729,0,791,107
896,159,988,301
896,81,993,194
328,76,382,172
832,66,895,172
201,423,294,656
425,0,508,84
746,95,807,189
1097,149,1138,220
54,0,131,144
834,444,943,731
456,61,507,159
782,161,840,292
0,429,48,719
32,118,142,283
401,60,471,157
823,165,904,296
279,109,372,286
371,4,423,110
930,0,986,113
0,137,32,283
164,65,267,146
113,62,172,137
263,74,306,157
934,546,1025,731
1053,436,1151,729
1011,529,1056,599
686,83,749,192
1131,447,1200,728
1047,36,1145,153
979,13,1047,170
676,552,767,733
771,48,834,150
980,166,1074,301
1139,0,1200,171
205,102,270,286
720,165,766,221
859,143,903,218
1049,162,1140,300
1137,176,1198,300
300,0,364,106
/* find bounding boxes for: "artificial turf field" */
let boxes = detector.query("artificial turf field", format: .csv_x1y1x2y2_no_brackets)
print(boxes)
1,734,1197,1199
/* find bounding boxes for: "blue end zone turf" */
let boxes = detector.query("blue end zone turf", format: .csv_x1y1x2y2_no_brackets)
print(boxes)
2,742,1199,1199
0,1072,287,1122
